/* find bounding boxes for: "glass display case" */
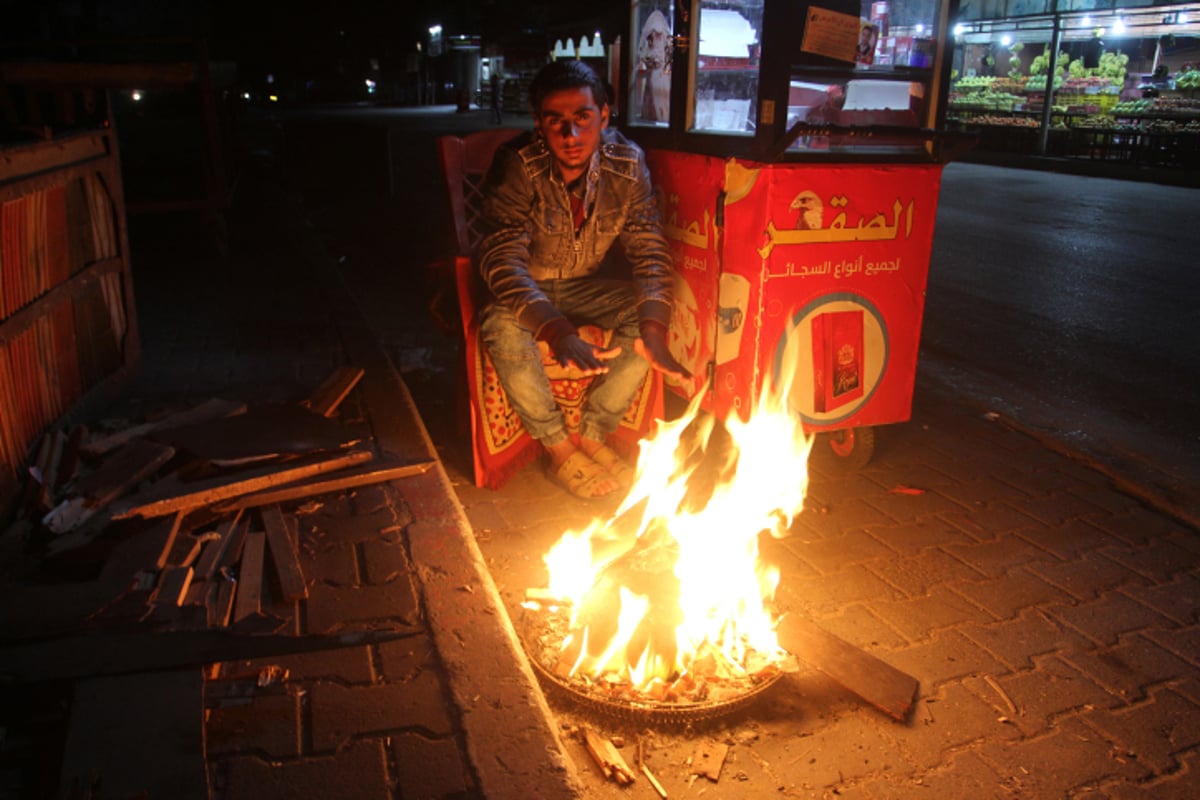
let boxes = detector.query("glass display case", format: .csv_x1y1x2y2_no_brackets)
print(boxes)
626,0,957,160
622,0,962,466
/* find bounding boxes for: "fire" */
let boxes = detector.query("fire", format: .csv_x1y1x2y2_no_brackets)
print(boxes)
536,322,815,699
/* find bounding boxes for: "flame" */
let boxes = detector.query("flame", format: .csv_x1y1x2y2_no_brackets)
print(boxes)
540,321,815,693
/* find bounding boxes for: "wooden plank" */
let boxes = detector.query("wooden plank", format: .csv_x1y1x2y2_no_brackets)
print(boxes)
583,729,635,785
210,458,435,513
776,615,919,721
81,397,246,457
232,531,266,623
193,510,244,581
67,438,176,504
110,448,374,520
154,510,188,570
301,365,365,417
211,578,236,628
261,504,307,601
154,565,194,607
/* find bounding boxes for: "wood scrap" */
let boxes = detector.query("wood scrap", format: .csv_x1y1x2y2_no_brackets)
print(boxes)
583,729,635,785
55,424,87,493
211,575,236,628
154,566,193,606
82,397,246,457
301,365,364,417
209,457,433,513
692,739,727,782
642,764,668,798
776,614,918,721
154,511,188,570
149,403,363,466
261,504,307,601
193,511,245,580
180,531,221,568
44,439,176,533
232,531,266,623
109,448,373,520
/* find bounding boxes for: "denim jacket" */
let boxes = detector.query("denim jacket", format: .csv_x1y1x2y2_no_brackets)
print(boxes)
477,128,673,341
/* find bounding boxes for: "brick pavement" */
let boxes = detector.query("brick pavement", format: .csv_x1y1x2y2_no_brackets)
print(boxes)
444,367,1200,798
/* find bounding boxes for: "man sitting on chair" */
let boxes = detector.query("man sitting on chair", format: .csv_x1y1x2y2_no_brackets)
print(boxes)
477,59,688,499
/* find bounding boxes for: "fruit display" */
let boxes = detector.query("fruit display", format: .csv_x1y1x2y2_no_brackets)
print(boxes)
1177,70,1200,90
948,91,1023,111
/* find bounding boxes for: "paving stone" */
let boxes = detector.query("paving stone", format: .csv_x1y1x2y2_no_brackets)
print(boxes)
960,608,1093,671
221,646,377,685
866,547,987,597
775,712,909,790
898,680,1021,770
360,536,413,584
304,577,422,634
883,630,1009,689
778,563,901,616
461,499,514,533
993,655,1122,736
206,693,301,758
976,716,1147,797
1049,591,1175,647
876,749,1016,799
376,635,440,682
941,505,1051,541
1081,507,1193,547
1121,573,1200,625
870,585,995,641
810,497,899,531
1098,540,1200,584
219,739,390,800
806,604,910,650
951,567,1074,620
862,519,980,559
942,533,1057,578
309,505,398,544
1011,492,1113,528
309,672,455,752
391,731,476,799
1028,552,1148,601
1081,687,1200,774
300,541,360,586
780,529,896,574
1143,625,1200,667
1061,633,1199,702
934,473,1037,509
806,471,889,502
860,489,972,526
1014,517,1123,560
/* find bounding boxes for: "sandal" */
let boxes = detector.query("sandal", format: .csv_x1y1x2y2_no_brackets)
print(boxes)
586,444,637,488
549,451,618,499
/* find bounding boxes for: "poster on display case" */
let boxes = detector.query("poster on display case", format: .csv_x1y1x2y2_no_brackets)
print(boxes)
648,149,943,430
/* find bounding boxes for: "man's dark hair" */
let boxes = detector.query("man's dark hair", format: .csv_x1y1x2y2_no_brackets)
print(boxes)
529,60,609,113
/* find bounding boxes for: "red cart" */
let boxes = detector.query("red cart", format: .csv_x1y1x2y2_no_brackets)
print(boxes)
615,0,961,467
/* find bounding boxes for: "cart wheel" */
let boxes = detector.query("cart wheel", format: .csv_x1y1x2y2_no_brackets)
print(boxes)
823,426,875,470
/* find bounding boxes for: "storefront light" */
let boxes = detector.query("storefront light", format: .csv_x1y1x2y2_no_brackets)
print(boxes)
1080,15,1091,27
953,23,965,37
1112,19,1126,35
1000,34,1012,46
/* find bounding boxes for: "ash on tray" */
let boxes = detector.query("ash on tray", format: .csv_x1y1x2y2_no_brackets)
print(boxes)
519,603,784,724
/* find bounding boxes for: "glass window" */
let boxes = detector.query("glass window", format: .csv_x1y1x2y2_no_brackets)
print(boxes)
787,0,941,153
691,0,765,135
630,0,676,127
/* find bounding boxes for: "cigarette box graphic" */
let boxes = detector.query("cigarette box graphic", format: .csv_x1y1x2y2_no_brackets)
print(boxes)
812,309,865,412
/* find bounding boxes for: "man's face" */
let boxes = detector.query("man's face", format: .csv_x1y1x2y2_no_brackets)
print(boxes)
535,86,609,180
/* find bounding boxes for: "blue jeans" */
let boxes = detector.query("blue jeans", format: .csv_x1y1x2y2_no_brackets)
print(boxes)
479,279,649,447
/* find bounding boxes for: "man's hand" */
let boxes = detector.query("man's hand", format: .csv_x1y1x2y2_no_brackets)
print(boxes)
553,333,621,375
635,327,691,383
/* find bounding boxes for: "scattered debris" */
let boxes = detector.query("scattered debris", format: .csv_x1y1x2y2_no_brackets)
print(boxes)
888,484,926,496
642,763,668,798
692,739,728,782
984,674,1019,716
583,729,636,785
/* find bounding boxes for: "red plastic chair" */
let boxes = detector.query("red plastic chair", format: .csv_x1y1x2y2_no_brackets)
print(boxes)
435,130,662,489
